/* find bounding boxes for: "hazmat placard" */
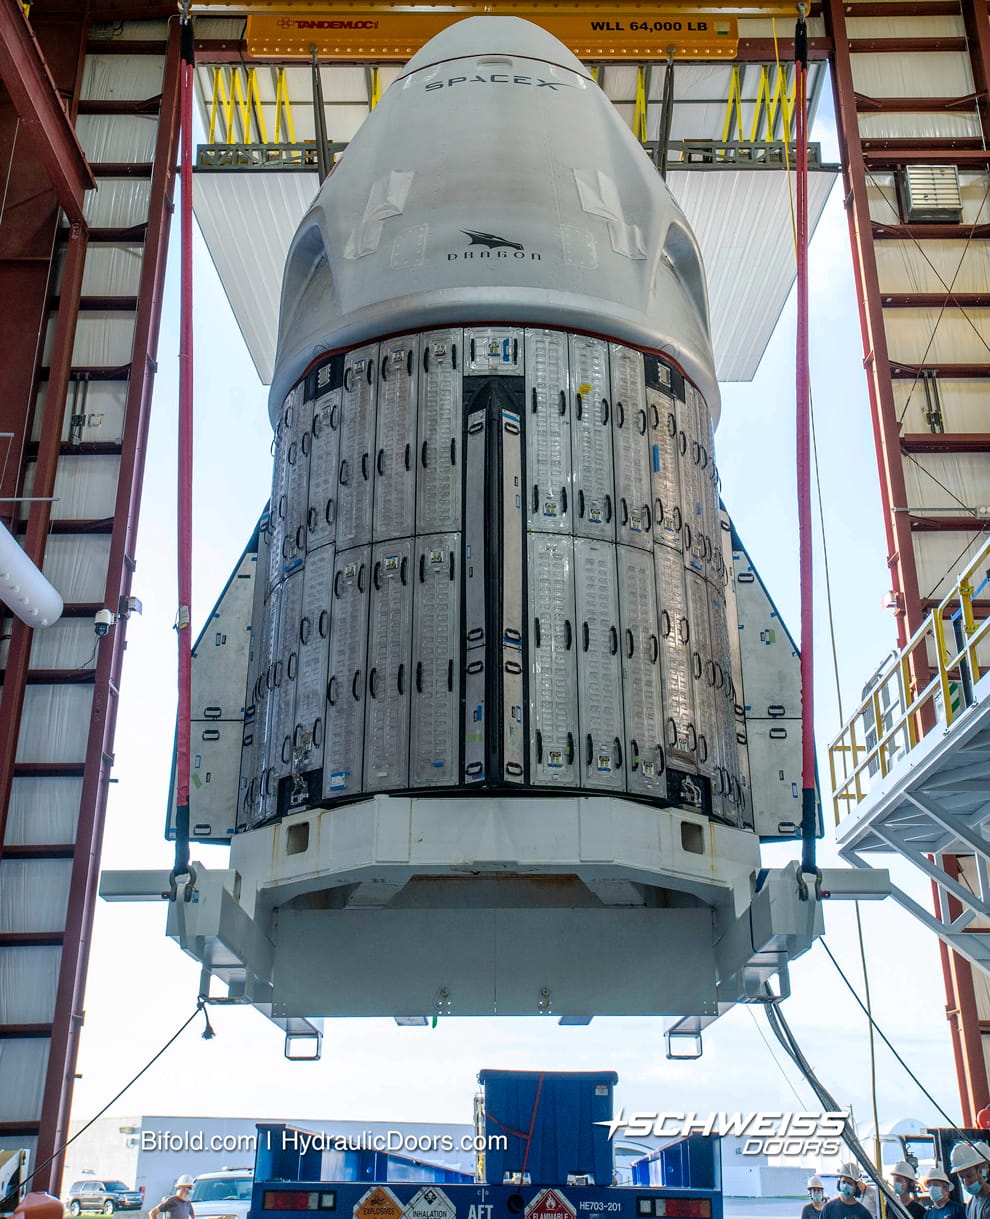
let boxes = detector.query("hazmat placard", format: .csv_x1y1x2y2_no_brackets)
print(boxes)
404,1188,456,1219
525,1190,577,1219
354,1186,404,1219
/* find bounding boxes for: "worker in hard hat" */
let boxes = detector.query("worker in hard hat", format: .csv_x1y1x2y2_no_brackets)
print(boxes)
949,1141,990,1219
149,1176,195,1219
822,1164,874,1219
801,1174,828,1219
924,1167,964,1219
891,1160,926,1219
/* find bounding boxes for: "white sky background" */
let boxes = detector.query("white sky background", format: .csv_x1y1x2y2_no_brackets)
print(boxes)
68,76,964,1145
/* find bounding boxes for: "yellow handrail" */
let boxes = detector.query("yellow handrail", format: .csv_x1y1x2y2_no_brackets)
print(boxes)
829,533,990,823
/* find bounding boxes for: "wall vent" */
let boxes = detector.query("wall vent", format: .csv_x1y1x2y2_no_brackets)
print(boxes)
897,164,963,223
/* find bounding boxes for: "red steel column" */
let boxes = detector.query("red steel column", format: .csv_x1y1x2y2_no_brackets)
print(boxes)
933,866,989,1123
826,0,990,1120
34,23,182,1189
0,5,89,517
961,0,990,146
823,0,925,643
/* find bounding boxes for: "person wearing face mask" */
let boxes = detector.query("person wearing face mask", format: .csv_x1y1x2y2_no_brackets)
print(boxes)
802,1175,828,1219
822,1164,875,1219
924,1168,964,1219
949,1142,990,1219
891,1161,926,1219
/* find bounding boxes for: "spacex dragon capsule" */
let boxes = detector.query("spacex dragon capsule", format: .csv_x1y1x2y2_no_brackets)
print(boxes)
153,16,834,1027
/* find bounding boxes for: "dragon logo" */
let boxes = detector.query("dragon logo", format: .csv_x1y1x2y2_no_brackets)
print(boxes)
461,230,524,251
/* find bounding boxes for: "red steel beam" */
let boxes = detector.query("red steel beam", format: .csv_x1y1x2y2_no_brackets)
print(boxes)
908,516,990,531
923,597,990,612
865,148,990,166
824,0,924,645
848,36,967,52
902,433,990,453
873,222,990,239
718,36,834,61
33,24,182,1191
856,92,983,111
862,137,986,151
890,363,990,378
882,293,990,308
846,0,962,11
0,0,95,223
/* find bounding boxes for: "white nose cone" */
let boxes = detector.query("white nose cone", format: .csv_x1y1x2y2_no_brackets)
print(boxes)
270,15,717,425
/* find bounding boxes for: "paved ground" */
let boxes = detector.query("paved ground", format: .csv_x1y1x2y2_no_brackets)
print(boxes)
724,1198,804,1219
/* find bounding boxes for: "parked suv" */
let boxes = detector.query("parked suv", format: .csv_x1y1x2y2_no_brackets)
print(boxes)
67,1180,144,1215
188,1169,253,1219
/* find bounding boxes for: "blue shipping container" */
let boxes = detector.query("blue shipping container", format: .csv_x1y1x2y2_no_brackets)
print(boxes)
479,1069,617,1187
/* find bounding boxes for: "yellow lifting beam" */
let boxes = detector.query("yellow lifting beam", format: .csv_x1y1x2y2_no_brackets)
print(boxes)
242,9,741,61
193,1,797,13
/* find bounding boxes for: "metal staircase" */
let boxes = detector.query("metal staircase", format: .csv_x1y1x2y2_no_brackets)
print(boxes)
831,534,990,974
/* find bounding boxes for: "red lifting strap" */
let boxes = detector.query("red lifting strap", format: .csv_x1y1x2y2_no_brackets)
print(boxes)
174,14,195,884
794,10,817,875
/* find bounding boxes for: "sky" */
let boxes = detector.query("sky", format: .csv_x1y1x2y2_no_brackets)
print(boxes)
66,71,965,1158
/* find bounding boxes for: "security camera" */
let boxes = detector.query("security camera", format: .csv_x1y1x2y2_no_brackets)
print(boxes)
94,608,115,637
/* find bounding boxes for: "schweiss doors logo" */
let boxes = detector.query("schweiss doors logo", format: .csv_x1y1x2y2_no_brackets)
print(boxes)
598,1111,847,1157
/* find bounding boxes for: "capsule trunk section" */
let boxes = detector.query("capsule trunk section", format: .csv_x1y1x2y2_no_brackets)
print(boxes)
241,327,749,832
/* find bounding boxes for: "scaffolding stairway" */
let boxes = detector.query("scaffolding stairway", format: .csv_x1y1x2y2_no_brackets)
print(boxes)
831,534,990,974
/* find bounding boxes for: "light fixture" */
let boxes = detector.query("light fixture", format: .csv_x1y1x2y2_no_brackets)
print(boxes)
0,520,62,626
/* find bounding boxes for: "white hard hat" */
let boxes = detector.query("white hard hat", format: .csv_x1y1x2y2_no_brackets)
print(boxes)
838,1163,860,1183
925,1170,952,1187
175,1177,194,1188
950,1143,986,1173
892,1162,917,1182
808,1176,824,1189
